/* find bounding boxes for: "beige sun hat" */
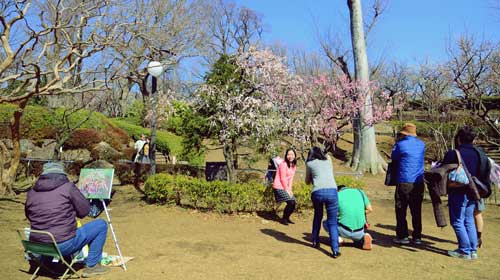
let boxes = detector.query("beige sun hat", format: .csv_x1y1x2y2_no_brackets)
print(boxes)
399,123,417,136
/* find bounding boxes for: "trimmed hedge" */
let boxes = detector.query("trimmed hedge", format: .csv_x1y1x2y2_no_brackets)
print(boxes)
144,174,269,213
144,174,366,213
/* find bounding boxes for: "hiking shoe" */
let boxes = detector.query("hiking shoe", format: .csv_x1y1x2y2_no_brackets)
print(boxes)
82,263,110,277
363,233,373,250
413,238,423,245
393,237,410,245
447,250,471,260
471,251,478,260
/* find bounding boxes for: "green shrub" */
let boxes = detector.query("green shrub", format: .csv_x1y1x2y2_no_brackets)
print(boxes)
144,174,366,213
115,162,151,185
114,163,136,185
292,181,313,210
336,175,367,189
144,174,267,213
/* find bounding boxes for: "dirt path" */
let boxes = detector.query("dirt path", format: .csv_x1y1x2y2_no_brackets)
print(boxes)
2,179,500,280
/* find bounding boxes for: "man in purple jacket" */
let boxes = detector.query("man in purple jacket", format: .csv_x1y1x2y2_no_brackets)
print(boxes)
25,162,110,277
391,123,426,245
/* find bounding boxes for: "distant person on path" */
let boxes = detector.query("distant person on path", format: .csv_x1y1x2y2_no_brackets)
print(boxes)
133,134,149,188
134,134,149,164
272,148,297,225
323,185,373,250
391,123,426,245
442,126,491,260
305,147,341,258
25,162,110,277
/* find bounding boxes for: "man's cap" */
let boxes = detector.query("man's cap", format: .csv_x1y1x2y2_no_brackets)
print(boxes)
41,162,66,175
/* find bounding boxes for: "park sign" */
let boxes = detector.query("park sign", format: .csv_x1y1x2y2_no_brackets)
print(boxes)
78,168,114,200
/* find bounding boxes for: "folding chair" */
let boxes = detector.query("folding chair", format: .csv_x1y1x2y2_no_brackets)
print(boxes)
17,228,82,280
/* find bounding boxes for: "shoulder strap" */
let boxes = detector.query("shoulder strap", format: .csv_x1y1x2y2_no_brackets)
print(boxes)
454,149,464,167
139,142,146,153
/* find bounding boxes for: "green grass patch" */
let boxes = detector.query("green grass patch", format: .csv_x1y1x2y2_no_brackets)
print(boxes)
111,118,183,157
0,104,115,139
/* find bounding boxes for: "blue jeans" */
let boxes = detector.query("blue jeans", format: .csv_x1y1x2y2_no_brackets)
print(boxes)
448,191,477,255
323,221,365,247
311,188,339,253
57,219,108,267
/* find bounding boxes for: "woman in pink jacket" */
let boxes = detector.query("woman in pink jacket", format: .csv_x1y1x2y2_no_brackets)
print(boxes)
273,148,297,225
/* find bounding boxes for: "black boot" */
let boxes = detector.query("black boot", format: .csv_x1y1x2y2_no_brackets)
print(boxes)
282,200,296,225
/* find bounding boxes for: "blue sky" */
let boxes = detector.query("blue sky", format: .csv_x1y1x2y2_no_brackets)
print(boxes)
233,0,499,65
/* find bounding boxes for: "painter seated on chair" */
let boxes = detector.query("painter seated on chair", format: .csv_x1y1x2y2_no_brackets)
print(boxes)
25,162,110,277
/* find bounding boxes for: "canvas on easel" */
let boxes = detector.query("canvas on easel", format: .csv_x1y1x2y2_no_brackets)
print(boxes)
77,168,127,270
78,168,114,199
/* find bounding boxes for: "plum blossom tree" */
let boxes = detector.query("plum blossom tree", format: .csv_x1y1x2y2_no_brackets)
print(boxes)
197,48,299,182
275,73,393,156
198,46,395,182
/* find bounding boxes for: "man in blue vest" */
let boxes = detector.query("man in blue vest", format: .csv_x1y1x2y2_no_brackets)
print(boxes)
391,123,426,245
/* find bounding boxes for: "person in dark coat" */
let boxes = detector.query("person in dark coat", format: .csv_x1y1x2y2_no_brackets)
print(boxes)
391,123,426,245
25,162,110,277
441,126,491,260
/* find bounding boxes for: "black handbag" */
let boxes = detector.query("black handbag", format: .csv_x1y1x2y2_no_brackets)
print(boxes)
385,162,397,186
472,176,491,198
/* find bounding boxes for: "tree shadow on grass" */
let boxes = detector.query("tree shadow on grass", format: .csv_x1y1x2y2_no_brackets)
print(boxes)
260,228,332,257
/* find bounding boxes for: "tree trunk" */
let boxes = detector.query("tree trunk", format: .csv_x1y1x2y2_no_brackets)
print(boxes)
3,101,28,196
347,0,385,174
222,138,237,183
0,140,8,196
